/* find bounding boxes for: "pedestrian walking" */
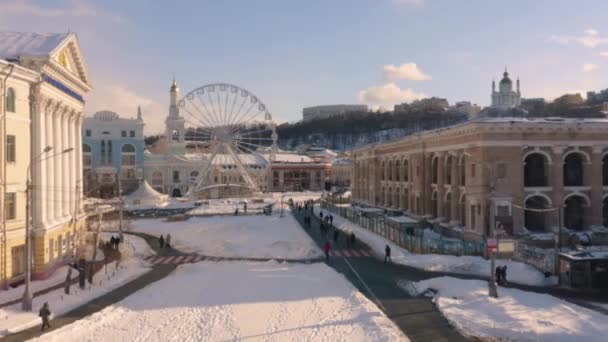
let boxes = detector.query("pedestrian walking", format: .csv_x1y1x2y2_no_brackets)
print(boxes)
384,244,392,263
350,232,356,248
159,234,165,249
329,215,333,225
110,236,116,250
235,208,239,216
501,265,508,284
166,234,172,248
323,241,331,260
244,203,247,213
495,266,502,285
39,302,51,331
64,266,72,295
333,230,339,244
319,211,324,219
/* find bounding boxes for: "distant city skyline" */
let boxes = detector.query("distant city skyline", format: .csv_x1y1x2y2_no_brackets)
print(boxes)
2,0,608,133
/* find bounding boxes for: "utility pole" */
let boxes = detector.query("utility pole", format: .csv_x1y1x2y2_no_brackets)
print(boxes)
118,172,124,241
22,178,33,310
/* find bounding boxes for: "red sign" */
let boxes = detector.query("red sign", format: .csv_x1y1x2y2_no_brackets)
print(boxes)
487,238,497,248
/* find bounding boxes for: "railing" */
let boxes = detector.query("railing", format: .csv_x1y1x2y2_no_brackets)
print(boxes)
321,201,487,257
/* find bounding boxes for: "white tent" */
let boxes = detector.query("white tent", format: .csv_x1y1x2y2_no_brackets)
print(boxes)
125,180,168,206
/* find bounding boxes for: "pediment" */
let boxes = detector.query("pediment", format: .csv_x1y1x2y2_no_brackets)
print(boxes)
48,33,91,88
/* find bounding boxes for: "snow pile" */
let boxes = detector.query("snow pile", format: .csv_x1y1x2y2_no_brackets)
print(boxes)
315,205,557,286
35,262,407,342
124,180,168,206
403,277,608,342
131,210,323,260
0,258,151,337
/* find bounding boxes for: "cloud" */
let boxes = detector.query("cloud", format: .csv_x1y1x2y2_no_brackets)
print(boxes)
0,0,125,23
85,85,165,135
582,63,598,72
599,51,608,57
549,29,608,48
357,83,426,107
383,63,432,81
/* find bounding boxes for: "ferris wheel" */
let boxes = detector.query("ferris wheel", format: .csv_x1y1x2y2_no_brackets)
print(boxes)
178,83,278,195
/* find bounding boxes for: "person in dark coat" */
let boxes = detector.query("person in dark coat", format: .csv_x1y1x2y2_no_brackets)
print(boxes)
333,230,339,244
323,241,331,260
39,302,51,331
501,266,508,284
384,244,392,263
159,234,165,249
235,208,239,216
319,211,324,219
350,232,356,247
495,266,502,285
329,215,333,225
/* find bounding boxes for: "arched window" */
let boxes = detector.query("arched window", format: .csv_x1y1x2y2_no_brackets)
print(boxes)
524,153,548,187
403,160,409,182
388,161,393,181
445,192,452,221
431,191,438,217
402,189,409,211
395,160,400,182
525,196,549,232
564,153,584,186
121,144,136,166
387,187,393,207
445,156,453,185
564,195,586,231
82,144,91,153
151,171,163,186
5,87,15,113
460,157,466,186
432,157,438,184
121,144,135,153
603,155,608,186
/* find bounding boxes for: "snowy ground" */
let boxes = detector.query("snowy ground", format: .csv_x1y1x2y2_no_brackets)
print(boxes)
131,209,323,260
403,277,608,342
315,205,557,287
0,234,153,337
34,261,407,342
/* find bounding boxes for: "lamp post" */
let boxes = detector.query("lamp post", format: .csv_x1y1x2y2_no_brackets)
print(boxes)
22,146,73,311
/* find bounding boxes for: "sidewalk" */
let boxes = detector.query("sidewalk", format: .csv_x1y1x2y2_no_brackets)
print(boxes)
3,233,178,341
293,207,468,342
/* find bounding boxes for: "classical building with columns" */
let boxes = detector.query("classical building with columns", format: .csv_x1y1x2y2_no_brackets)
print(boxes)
0,32,91,285
352,117,608,241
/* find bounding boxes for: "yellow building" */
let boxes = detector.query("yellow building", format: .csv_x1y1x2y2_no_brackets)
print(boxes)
0,32,91,286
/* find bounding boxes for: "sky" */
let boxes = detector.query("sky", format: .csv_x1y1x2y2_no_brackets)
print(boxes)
1,0,608,134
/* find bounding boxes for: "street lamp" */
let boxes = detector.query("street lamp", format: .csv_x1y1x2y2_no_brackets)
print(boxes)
464,152,498,298
22,146,73,311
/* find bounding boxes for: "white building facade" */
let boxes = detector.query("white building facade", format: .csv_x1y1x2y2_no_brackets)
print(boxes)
0,32,91,283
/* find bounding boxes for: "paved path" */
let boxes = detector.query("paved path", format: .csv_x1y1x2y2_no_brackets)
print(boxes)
3,233,179,342
293,208,468,342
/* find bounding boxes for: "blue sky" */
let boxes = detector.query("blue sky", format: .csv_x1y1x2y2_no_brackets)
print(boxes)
1,0,608,134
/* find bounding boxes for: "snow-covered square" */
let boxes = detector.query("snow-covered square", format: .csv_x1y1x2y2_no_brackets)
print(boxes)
34,261,407,342
130,210,323,260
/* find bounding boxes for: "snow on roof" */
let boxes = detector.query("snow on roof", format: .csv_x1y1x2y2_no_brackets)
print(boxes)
0,32,70,59
272,154,313,163
332,158,352,165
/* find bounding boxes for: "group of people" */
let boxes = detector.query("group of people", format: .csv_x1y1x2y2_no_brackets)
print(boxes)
107,235,122,251
495,265,508,285
158,234,172,249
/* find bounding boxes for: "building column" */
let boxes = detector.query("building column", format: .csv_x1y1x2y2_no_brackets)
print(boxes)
45,104,55,223
74,113,84,212
450,154,460,224
590,147,603,227
436,153,445,219
61,112,70,217
53,108,62,220
68,114,75,217
551,146,565,231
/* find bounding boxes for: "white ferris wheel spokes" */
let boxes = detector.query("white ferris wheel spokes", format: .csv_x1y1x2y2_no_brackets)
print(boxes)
178,83,277,195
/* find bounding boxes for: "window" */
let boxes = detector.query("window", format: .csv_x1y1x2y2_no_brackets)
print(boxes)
6,135,15,162
497,163,507,179
151,171,163,186
121,130,127,137
85,129,92,137
129,130,135,137
470,164,476,178
121,168,136,179
497,205,510,217
5,87,15,113
173,170,180,183
5,192,16,220
121,155,135,166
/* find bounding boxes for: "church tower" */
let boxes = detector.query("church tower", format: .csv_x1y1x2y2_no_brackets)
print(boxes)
491,67,522,109
165,79,186,154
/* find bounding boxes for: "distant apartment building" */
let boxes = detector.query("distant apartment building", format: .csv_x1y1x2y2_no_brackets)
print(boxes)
587,88,608,105
395,97,449,113
554,93,585,106
302,104,368,122
520,98,546,113
450,101,481,117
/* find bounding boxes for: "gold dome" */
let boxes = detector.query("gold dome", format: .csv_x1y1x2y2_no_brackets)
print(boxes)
170,79,179,93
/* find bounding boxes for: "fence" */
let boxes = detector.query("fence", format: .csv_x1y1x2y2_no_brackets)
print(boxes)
321,202,486,257
513,240,556,274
